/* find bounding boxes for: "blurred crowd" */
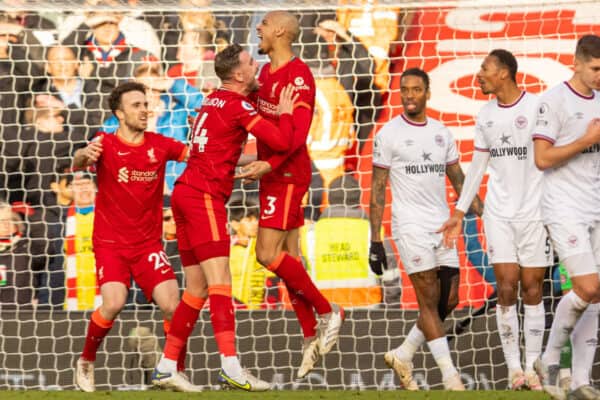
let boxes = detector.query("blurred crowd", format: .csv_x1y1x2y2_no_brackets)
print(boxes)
0,1,407,310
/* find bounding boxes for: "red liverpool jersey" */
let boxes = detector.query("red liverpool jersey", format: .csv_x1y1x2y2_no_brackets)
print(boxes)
93,131,187,248
256,57,315,185
178,89,293,200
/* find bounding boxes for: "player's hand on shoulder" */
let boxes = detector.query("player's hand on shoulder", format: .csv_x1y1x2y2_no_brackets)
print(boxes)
234,161,272,183
277,84,299,116
85,135,104,164
437,213,462,249
369,241,387,275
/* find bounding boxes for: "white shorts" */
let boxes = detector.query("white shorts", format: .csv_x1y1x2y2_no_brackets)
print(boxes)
394,231,459,276
547,222,600,277
483,219,553,267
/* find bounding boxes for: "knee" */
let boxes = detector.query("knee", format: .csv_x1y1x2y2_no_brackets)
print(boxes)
521,281,543,304
186,284,208,299
100,299,125,319
255,245,278,267
496,281,518,305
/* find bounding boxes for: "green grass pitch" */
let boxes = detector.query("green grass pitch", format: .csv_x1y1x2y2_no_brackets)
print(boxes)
3,391,552,400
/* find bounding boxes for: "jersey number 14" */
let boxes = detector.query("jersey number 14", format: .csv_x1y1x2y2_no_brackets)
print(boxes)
192,112,209,152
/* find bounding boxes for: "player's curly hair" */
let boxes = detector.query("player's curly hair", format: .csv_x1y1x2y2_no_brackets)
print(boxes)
108,81,147,116
401,68,430,90
214,43,244,81
489,49,518,83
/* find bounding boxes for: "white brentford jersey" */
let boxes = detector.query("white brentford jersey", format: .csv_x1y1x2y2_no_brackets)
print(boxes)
533,82,600,224
373,114,459,235
474,91,542,221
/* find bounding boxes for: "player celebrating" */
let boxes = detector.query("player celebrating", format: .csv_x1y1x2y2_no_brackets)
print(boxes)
237,11,344,379
151,43,297,392
72,81,191,392
532,35,600,400
439,49,551,390
369,68,482,391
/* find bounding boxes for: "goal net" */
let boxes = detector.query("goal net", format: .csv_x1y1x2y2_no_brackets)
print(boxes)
0,0,598,391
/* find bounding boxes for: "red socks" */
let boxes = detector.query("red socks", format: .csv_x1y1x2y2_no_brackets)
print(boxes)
163,291,206,363
81,309,114,362
268,252,332,315
208,285,236,356
286,283,317,338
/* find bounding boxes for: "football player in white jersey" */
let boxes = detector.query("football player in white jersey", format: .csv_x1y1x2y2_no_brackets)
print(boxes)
439,49,552,391
531,35,600,400
369,68,483,391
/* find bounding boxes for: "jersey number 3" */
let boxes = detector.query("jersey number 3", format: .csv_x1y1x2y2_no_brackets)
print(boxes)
192,112,209,152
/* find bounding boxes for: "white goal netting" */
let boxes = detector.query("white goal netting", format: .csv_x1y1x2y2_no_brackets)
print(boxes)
0,0,598,391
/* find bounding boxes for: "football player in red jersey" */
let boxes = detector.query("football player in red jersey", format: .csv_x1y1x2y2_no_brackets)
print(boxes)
237,11,344,379
71,81,196,392
151,44,298,392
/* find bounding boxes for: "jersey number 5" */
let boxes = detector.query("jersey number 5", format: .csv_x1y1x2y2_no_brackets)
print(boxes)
192,112,209,152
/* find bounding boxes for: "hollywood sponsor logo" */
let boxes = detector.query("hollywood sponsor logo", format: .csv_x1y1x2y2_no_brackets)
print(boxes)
404,163,446,175
514,115,528,129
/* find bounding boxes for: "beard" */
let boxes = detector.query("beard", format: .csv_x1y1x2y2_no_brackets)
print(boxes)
257,47,266,55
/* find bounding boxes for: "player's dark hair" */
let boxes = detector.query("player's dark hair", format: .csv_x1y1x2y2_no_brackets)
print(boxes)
215,43,244,81
489,49,518,83
575,34,600,61
401,68,430,90
227,198,259,222
108,81,147,116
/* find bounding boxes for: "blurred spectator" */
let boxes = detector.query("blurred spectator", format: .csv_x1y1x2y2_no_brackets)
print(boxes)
0,14,39,131
102,62,203,193
59,1,162,59
19,101,87,207
2,10,56,70
306,63,355,190
64,171,98,311
34,45,105,140
0,200,41,307
177,0,230,51
167,29,219,94
336,1,401,92
301,175,400,307
314,19,382,156
228,199,274,310
61,8,157,101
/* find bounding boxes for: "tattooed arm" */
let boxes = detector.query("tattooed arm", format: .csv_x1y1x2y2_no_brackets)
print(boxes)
369,166,390,241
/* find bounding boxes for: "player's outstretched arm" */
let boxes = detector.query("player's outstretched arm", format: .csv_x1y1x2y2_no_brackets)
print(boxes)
73,136,103,168
534,118,600,170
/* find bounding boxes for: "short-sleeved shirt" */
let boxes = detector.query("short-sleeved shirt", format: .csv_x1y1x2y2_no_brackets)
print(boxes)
372,114,459,235
474,91,542,221
256,57,315,185
93,131,187,249
178,89,263,200
532,82,600,224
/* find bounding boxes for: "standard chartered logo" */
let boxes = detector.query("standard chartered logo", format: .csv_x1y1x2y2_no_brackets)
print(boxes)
118,166,129,183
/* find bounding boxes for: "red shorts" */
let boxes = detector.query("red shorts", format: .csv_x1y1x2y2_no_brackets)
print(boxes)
259,181,308,230
94,242,176,302
171,183,230,266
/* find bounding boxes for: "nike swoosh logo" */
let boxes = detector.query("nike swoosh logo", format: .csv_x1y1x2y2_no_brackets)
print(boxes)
261,215,274,220
153,372,172,380
220,373,251,390
161,269,169,274
117,151,130,156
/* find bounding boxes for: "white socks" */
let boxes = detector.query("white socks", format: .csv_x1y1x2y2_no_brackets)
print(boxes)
496,304,522,373
542,291,588,365
393,325,426,361
570,303,599,390
221,354,243,380
427,337,458,381
156,355,177,373
523,302,545,372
